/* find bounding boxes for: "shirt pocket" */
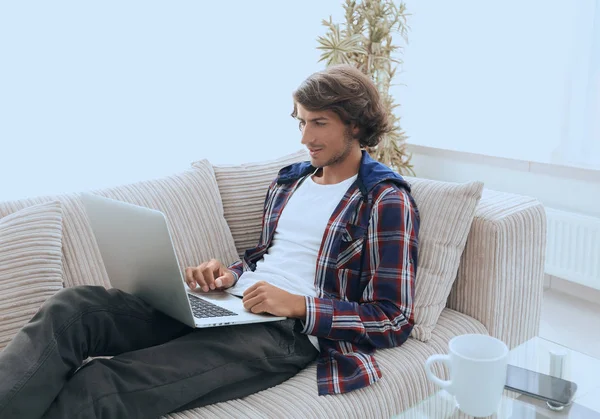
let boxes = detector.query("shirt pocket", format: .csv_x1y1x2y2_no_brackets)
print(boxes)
335,223,366,270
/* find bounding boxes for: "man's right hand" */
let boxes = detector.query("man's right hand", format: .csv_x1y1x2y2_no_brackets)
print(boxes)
185,259,236,292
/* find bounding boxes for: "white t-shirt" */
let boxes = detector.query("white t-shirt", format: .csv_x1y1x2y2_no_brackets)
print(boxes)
228,171,358,351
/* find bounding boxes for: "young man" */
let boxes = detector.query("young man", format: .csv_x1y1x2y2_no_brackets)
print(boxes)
0,64,419,419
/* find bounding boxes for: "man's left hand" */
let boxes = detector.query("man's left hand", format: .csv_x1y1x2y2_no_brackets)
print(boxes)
242,281,306,319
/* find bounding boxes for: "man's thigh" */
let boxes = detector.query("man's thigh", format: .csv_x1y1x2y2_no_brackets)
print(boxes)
45,319,317,419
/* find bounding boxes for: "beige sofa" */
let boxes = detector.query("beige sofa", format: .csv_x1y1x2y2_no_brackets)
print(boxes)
0,150,546,418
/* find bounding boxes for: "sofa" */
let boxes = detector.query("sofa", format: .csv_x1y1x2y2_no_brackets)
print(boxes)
0,149,547,418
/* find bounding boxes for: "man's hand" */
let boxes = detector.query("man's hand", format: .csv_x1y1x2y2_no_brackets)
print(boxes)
185,259,236,292
242,281,306,319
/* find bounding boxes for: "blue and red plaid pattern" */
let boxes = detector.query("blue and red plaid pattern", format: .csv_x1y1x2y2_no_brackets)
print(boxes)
228,151,419,395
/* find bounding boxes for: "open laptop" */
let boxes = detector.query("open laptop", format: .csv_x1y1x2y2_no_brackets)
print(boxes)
80,192,286,328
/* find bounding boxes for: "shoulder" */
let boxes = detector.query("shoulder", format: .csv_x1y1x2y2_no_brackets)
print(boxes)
370,181,417,209
368,182,420,228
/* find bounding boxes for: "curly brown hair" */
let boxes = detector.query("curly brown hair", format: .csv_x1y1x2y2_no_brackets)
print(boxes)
291,64,392,148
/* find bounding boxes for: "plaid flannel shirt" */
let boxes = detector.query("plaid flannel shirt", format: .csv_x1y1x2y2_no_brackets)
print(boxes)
228,150,420,395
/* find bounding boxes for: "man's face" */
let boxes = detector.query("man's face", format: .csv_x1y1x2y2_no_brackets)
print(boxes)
296,104,358,169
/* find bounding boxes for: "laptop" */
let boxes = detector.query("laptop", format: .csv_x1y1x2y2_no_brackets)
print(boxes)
80,192,286,328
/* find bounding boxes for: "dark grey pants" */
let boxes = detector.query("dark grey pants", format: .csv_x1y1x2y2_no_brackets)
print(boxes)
0,286,318,419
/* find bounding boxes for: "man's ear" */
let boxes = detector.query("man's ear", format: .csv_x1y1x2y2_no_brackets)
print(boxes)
351,123,361,138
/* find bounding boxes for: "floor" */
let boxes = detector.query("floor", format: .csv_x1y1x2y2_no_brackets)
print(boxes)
534,288,600,413
539,288,600,359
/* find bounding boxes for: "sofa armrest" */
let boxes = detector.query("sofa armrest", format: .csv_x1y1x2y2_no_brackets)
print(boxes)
446,189,547,349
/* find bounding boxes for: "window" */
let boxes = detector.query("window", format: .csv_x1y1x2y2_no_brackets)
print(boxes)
399,0,600,168
553,0,600,169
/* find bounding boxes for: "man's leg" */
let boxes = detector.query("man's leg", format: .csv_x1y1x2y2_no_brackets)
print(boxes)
43,319,318,419
0,285,191,419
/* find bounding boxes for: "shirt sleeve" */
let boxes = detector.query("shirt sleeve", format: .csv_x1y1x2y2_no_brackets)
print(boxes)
227,261,242,286
300,188,419,349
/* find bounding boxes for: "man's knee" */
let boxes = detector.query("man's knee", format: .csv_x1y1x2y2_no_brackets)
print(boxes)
37,286,113,321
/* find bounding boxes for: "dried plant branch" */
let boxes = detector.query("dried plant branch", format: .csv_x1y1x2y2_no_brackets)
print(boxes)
316,0,414,176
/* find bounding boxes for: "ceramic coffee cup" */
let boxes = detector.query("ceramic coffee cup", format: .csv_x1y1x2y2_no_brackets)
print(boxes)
425,334,509,417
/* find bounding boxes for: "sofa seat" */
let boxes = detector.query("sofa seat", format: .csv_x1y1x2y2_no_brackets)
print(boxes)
163,309,488,419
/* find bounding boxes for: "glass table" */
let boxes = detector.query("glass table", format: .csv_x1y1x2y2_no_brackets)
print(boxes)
393,337,600,418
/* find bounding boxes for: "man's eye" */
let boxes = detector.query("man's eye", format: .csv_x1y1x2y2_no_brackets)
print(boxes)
316,122,326,127
298,121,305,131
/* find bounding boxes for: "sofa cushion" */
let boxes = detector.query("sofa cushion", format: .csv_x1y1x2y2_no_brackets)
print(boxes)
0,160,239,289
403,177,483,342
0,201,63,350
162,309,488,419
0,194,108,288
199,150,309,258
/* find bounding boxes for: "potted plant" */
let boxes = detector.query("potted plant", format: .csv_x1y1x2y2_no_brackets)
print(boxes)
317,0,414,175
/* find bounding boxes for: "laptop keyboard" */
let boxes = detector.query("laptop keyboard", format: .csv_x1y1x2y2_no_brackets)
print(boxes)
187,294,238,319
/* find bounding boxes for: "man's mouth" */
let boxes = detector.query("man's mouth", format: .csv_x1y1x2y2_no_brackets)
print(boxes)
309,148,322,157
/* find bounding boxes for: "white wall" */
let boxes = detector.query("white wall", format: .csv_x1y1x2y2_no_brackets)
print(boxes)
0,1,343,201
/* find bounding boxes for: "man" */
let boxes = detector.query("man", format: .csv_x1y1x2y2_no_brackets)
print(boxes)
0,64,419,418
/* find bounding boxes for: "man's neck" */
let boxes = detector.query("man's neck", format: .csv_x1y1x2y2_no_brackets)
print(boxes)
312,149,362,185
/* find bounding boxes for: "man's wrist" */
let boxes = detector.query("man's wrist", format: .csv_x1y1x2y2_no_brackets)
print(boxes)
293,295,307,320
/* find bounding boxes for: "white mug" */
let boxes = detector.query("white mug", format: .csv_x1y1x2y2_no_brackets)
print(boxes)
425,334,509,417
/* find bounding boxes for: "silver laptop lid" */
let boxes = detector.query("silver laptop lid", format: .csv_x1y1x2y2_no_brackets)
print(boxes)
80,192,196,327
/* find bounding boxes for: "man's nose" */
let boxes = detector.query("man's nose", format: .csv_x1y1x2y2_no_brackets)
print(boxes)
300,126,312,145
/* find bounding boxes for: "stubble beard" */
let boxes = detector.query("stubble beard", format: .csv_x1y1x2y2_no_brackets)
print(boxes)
313,128,356,169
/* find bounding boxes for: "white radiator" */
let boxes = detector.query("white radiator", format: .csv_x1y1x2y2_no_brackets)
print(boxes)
545,207,600,290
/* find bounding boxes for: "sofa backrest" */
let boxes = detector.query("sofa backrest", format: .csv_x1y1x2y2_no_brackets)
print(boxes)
197,150,310,258
0,160,239,289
